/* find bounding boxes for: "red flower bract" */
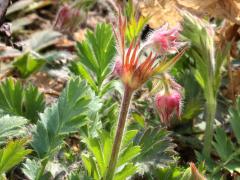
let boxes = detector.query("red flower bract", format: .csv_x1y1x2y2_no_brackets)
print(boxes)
112,13,186,90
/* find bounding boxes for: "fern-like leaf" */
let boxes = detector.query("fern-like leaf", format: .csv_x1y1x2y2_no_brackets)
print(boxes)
13,52,45,78
0,78,45,123
81,130,140,180
74,23,115,93
0,115,27,144
0,139,31,175
31,77,100,159
134,127,177,174
229,96,240,143
22,159,41,180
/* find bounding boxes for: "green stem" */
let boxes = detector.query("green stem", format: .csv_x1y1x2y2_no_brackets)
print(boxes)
203,94,217,158
36,158,49,180
104,86,133,180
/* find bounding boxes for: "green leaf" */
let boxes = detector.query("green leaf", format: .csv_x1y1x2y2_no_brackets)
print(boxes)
153,166,183,180
132,113,145,127
125,0,148,44
100,131,113,167
0,115,27,144
82,131,113,177
69,62,98,93
6,0,34,15
11,15,36,32
225,161,240,174
114,163,137,180
99,80,120,97
213,128,234,162
126,15,148,44
81,153,100,179
68,171,93,180
214,43,230,92
194,69,205,90
7,0,52,16
0,78,45,123
22,159,41,180
0,139,31,174
23,30,61,51
24,84,45,123
13,53,45,78
179,167,192,180
117,145,141,167
122,130,138,147
82,129,140,179
31,77,99,159
83,138,105,175
134,127,177,174
181,11,222,98
0,78,23,115
75,23,115,91
229,96,240,143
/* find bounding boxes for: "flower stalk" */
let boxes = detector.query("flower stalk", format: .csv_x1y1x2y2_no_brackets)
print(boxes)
203,90,217,158
181,11,229,158
105,11,185,179
104,85,133,180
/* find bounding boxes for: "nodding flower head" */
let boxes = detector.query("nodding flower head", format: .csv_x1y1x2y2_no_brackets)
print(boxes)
145,23,183,55
54,4,84,33
155,88,182,126
112,13,186,90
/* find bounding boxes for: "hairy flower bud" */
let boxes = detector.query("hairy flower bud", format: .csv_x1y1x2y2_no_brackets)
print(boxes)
155,89,182,125
145,23,183,55
113,56,123,77
54,4,84,34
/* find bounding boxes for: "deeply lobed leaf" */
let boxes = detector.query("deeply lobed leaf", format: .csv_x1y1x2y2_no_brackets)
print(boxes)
75,23,115,92
229,96,240,143
0,115,27,144
134,127,177,174
31,77,99,159
13,53,45,78
0,78,45,123
82,130,140,180
0,139,31,175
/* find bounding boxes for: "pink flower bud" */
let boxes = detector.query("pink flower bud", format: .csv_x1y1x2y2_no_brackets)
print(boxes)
54,5,84,34
146,23,183,55
155,89,182,125
113,56,123,77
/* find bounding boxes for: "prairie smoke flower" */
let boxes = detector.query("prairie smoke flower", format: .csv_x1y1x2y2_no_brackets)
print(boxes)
144,23,183,55
112,15,186,90
106,12,187,180
54,4,84,33
155,89,182,125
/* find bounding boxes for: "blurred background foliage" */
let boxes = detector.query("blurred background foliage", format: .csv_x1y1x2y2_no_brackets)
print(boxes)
0,0,239,179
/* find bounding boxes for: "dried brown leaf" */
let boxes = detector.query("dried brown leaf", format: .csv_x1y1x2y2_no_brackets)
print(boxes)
139,0,182,28
139,0,240,28
176,0,240,24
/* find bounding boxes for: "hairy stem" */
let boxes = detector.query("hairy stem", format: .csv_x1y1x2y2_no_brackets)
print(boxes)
203,94,217,158
105,86,133,180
